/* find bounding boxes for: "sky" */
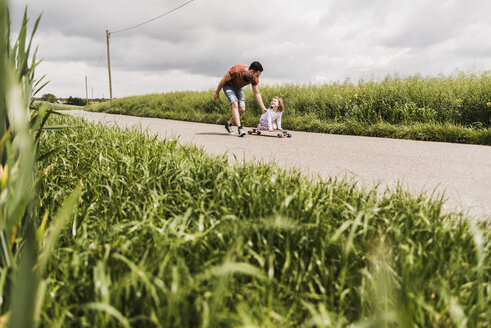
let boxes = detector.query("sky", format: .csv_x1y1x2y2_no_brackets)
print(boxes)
10,0,491,99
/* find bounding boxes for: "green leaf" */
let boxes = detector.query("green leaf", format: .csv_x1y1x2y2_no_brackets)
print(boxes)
38,182,82,274
84,302,131,328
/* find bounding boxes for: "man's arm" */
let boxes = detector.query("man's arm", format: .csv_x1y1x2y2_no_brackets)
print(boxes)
252,84,267,112
213,73,232,100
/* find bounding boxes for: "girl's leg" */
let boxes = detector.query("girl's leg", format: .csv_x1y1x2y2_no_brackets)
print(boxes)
258,118,269,129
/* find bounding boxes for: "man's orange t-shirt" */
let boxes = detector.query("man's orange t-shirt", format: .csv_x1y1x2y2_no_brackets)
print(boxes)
225,64,259,89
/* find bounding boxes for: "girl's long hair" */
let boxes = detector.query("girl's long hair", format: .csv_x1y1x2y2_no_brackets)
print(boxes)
274,96,285,112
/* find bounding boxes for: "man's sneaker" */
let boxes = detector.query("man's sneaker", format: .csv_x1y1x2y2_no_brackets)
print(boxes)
237,127,246,137
224,123,233,134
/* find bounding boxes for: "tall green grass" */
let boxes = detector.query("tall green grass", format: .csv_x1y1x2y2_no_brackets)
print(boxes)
0,3,45,326
0,3,80,327
36,114,490,327
88,72,491,145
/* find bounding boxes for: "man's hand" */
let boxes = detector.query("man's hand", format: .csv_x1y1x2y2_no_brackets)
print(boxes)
252,85,267,112
214,73,231,100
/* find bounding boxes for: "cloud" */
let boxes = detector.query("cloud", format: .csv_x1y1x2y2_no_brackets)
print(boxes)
382,0,491,49
10,0,491,97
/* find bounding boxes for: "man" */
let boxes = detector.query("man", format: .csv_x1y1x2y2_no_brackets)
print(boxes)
213,61,267,137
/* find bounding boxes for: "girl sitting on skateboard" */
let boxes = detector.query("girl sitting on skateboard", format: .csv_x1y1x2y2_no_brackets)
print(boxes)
258,96,284,131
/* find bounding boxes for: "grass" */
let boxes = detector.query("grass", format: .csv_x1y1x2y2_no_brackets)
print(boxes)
33,101,86,111
1,3,43,327
2,2,489,327
88,72,491,145
1,3,80,327
35,114,490,327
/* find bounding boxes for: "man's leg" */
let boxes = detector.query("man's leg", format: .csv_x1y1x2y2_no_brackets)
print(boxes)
235,105,247,136
237,88,246,121
224,87,246,136
229,102,241,127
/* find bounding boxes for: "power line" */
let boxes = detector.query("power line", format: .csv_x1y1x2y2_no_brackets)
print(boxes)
111,0,195,34
103,0,195,104
94,43,106,72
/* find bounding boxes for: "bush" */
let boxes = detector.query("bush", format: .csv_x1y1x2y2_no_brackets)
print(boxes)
41,92,57,103
87,72,491,145
37,115,490,327
65,96,86,106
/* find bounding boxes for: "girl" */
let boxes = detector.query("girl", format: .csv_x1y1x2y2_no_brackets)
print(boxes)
258,96,284,131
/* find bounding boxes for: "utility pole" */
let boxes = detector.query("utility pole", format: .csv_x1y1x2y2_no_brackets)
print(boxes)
85,76,89,105
106,30,113,104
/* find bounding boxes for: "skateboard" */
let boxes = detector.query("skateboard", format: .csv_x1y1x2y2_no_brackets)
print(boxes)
247,128,292,138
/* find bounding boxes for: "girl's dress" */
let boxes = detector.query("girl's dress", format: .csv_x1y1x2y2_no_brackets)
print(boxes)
258,108,282,130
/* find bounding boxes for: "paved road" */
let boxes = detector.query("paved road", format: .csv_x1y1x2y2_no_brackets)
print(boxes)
68,110,491,220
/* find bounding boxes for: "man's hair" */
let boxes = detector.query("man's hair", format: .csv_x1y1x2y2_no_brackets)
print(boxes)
249,61,263,72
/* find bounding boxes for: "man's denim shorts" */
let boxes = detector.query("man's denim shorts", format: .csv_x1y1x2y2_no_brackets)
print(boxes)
223,85,246,108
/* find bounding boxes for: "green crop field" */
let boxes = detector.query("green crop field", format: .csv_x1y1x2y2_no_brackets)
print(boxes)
33,101,85,111
1,3,489,327
30,115,489,327
88,73,491,145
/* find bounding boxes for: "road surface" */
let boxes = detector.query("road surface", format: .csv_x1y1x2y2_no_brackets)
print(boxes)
67,110,491,220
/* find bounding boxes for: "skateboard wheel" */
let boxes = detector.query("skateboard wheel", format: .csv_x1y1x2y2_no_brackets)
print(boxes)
247,130,253,134
277,133,283,138
257,131,261,135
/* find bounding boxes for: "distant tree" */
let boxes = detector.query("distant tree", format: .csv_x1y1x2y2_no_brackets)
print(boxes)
65,96,87,106
41,93,57,103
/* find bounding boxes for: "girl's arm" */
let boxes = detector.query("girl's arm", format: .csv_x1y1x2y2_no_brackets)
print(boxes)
277,112,282,130
267,110,273,131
